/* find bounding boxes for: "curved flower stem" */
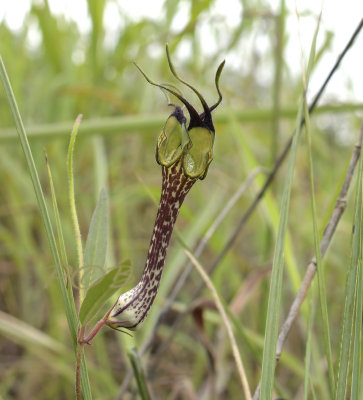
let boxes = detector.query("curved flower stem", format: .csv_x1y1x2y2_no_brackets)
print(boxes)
80,317,108,345
78,308,124,345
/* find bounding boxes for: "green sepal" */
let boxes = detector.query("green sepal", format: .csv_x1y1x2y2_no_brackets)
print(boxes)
156,114,190,167
182,126,214,179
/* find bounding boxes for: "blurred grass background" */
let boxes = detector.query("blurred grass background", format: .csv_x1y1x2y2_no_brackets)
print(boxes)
0,0,362,399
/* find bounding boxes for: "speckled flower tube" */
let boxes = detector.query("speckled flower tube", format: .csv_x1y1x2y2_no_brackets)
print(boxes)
81,46,225,342
108,160,196,330
106,46,225,331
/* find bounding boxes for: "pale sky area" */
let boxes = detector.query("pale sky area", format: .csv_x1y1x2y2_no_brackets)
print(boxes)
0,0,363,105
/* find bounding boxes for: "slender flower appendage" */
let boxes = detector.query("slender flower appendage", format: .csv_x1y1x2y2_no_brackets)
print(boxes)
81,46,224,343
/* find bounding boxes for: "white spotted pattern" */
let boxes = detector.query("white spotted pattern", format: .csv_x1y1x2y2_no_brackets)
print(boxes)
109,160,196,330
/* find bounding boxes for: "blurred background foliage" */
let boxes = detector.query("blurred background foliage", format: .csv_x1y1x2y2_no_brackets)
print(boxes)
0,0,362,399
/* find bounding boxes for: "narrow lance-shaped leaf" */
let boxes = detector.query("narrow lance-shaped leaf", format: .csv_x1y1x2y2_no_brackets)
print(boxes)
83,187,109,292
351,201,363,400
45,152,69,272
260,17,321,399
79,263,132,326
303,17,335,392
128,348,152,400
67,114,85,301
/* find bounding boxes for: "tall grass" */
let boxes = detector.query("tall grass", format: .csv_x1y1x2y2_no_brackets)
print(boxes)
0,2,362,399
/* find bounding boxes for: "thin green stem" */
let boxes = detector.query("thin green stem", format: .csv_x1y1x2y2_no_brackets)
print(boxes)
302,11,334,394
271,0,286,162
1,105,363,143
303,92,335,393
76,329,85,400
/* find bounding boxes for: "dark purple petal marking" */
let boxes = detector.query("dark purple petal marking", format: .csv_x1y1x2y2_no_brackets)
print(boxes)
109,160,196,329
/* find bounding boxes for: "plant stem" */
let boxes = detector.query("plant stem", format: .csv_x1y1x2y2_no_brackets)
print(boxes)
76,335,84,400
80,308,113,344
1,105,363,143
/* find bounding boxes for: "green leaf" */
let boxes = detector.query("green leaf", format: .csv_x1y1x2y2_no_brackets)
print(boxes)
67,114,85,301
79,263,132,326
45,153,69,272
83,188,108,291
260,17,321,400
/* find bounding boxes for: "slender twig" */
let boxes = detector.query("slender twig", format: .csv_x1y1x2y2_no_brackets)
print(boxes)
185,250,252,400
206,19,363,285
252,123,363,400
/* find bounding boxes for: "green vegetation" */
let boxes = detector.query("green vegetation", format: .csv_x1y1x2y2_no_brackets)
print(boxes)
0,1,362,399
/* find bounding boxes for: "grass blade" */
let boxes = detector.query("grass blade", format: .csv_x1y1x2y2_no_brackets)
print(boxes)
259,100,304,400
259,17,321,399
45,152,69,270
128,348,152,400
302,16,335,392
303,282,315,400
0,57,93,399
350,129,363,400
83,187,108,291
336,125,363,399
351,230,363,399
67,114,85,301
185,249,252,400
